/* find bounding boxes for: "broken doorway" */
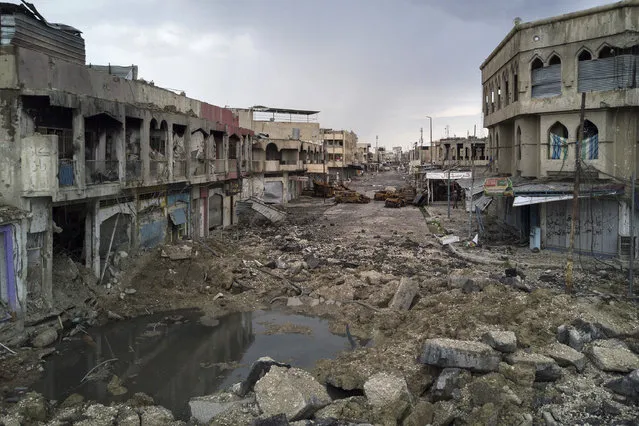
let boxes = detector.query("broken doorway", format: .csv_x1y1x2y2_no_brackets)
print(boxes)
52,205,87,263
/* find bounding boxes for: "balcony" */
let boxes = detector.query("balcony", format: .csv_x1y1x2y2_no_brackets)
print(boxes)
58,159,76,187
126,160,142,182
306,163,325,174
214,159,226,174
150,160,169,180
86,160,119,185
252,160,264,173
265,160,280,172
174,160,187,178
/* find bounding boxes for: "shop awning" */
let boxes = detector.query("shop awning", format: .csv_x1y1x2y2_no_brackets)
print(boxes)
513,192,618,207
169,209,187,225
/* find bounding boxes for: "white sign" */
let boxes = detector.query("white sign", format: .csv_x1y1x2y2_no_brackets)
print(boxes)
425,171,472,180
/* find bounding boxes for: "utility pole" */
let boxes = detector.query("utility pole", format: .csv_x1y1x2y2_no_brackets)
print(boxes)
375,135,379,173
469,145,475,237
447,148,451,218
566,92,586,294
630,172,635,297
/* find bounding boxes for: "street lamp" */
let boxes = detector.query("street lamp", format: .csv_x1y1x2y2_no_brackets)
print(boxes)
425,116,433,164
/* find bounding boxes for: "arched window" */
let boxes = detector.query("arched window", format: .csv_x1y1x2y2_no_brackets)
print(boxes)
577,120,599,160
578,49,592,61
598,45,615,59
265,143,280,161
503,73,510,106
548,54,561,66
548,122,568,160
513,69,519,102
531,57,544,70
516,126,522,161
531,56,561,98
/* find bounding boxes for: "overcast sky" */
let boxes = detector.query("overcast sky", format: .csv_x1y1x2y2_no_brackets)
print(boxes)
33,0,610,149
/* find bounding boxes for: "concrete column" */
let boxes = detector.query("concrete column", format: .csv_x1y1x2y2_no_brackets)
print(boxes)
92,201,101,278
84,209,93,270
141,116,151,183
183,122,191,178
116,108,126,183
223,133,229,173
167,121,174,181
282,172,289,204
72,109,86,189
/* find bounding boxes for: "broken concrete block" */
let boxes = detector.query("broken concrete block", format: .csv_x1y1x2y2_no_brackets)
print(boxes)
188,394,253,424
363,372,411,408
605,369,639,400
239,357,291,396
254,366,331,421
31,328,58,348
481,331,517,353
586,342,639,373
505,352,562,382
389,277,418,310
139,405,174,425
161,244,192,260
287,297,303,307
543,342,587,372
420,338,502,373
431,368,471,401
359,270,384,286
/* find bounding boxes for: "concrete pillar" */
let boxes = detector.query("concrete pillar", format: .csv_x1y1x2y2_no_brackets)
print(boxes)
167,120,174,181
183,122,191,178
141,116,151,183
42,209,53,308
92,201,101,278
72,109,86,189
223,133,229,173
84,209,93,270
283,172,289,204
116,108,126,183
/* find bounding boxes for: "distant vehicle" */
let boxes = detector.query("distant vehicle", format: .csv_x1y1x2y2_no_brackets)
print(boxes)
382,165,391,171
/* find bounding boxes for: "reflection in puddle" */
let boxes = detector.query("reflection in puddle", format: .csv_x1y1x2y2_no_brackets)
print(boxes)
33,310,350,419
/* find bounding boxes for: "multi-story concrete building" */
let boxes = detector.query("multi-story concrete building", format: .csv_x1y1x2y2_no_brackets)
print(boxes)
480,1,639,257
432,137,488,168
355,143,372,169
0,3,254,315
322,130,358,181
233,106,324,202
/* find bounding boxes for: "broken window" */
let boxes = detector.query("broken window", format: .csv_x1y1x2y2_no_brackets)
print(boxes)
548,122,568,160
513,72,519,102
497,86,501,109
149,120,168,179
125,117,142,180
174,124,187,177
579,45,637,92
266,143,280,161
85,113,121,185
578,49,592,61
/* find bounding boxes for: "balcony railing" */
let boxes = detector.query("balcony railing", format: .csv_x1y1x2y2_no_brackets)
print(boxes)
126,160,142,181
192,159,207,176
252,160,264,173
214,159,226,174
228,159,238,172
174,160,187,178
150,160,169,180
58,159,76,187
86,160,119,185
265,160,280,172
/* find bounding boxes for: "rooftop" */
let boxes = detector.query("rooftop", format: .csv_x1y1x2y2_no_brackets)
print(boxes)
480,0,638,69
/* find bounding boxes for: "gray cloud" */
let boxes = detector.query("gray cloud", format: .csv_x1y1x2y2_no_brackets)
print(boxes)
31,0,611,147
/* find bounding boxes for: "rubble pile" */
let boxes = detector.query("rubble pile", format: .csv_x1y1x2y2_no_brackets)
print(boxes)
334,190,371,204
2,172,639,425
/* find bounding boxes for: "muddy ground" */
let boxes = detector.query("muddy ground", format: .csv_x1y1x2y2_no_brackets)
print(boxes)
1,169,639,425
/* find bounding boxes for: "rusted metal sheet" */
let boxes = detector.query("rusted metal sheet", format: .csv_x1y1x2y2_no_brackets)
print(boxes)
1,12,85,64
199,102,253,136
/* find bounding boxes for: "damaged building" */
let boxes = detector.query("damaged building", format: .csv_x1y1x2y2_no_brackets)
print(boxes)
480,1,639,257
0,2,254,315
234,106,325,202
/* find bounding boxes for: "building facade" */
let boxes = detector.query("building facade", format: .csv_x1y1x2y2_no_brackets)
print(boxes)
234,107,325,202
0,4,254,314
322,130,359,181
480,1,639,257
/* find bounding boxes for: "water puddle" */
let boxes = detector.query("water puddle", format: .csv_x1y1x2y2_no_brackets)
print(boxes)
32,309,351,419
